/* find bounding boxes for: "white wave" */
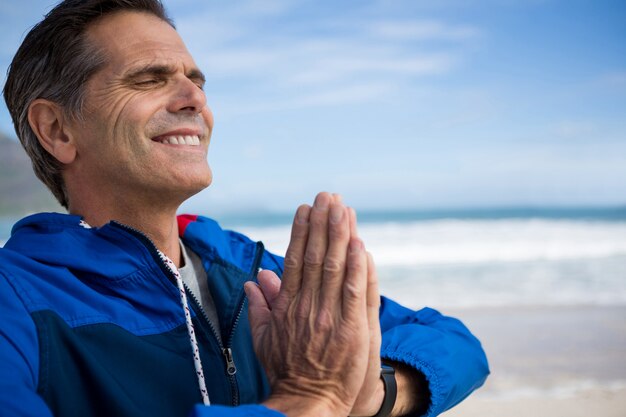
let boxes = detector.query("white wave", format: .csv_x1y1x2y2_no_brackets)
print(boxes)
238,219,626,307
360,219,626,266
376,259,626,309
239,219,626,266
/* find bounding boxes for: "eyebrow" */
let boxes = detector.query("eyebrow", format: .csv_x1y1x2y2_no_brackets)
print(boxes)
124,64,206,85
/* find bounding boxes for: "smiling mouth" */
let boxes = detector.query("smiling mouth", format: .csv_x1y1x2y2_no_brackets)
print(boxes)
152,135,201,146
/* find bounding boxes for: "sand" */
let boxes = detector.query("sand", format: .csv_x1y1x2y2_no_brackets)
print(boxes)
440,305,626,417
443,387,626,417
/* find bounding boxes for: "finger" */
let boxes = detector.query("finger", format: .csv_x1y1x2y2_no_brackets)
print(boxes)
366,252,382,370
331,193,343,204
257,269,282,308
244,281,271,342
342,237,368,320
300,192,332,297
318,202,351,313
366,252,381,317
279,204,311,298
348,206,359,239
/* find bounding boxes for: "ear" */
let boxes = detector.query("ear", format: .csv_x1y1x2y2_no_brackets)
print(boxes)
28,99,77,164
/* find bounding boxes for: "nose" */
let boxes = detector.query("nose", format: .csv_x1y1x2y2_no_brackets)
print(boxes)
167,76,207,114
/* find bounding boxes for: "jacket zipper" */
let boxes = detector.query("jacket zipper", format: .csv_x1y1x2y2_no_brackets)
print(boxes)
222,240,265,406
111,222,265,406
181,282,235,374
223,347,237,376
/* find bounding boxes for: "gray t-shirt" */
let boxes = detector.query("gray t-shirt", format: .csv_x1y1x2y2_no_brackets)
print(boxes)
179,241,222,343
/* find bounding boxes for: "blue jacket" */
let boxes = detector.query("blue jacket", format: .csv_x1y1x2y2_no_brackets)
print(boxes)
0,213,488,417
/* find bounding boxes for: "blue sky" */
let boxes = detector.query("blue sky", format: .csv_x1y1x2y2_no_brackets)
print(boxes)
1,0,625,213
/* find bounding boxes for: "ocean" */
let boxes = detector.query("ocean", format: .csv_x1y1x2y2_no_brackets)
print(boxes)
2,207,625,309
220,207,626,309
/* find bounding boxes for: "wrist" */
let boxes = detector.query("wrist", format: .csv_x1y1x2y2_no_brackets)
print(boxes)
388,361,430,417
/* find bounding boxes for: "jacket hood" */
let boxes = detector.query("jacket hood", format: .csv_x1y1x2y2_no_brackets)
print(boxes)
5,212,157,281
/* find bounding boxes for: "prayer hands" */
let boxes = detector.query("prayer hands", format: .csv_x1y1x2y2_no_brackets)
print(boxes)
245,192,384,417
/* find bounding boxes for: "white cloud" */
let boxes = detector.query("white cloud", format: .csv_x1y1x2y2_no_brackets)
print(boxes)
230,0,295,17
173,0,293,19
174,4,477,117
196,49,282,77
285,53,455,86
215,82,394,116
554,121,595,140
285,83,393,108
369,20,481,41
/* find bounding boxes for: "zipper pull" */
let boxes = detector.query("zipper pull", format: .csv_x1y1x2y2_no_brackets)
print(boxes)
222,348,237,376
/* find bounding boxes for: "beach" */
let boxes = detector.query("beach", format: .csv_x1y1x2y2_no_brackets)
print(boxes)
442,305,626,417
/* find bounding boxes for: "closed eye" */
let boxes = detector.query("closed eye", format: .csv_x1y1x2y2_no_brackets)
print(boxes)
135,78,163,85
192,80,205,90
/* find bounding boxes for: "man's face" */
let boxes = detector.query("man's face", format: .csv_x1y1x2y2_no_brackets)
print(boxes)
65,11,214,206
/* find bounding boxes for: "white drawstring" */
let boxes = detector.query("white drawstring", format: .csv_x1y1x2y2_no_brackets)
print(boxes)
159,251,211,405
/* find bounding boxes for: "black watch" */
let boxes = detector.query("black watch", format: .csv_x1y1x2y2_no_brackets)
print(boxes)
372,363,397,417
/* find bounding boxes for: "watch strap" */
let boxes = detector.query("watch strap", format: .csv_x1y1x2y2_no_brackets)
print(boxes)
372,363,397,417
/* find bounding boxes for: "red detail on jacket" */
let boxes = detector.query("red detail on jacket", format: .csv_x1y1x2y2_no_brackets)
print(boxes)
177,214,198,237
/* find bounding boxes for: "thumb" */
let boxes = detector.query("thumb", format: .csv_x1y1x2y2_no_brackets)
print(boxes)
257,269,282,308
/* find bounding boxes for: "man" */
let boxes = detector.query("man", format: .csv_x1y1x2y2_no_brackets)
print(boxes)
0,1,489,416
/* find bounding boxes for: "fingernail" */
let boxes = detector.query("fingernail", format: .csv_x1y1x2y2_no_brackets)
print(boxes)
330,204,344,223
350,238,363,253
349,207,357,222
314,193,330,209
295,205,309,224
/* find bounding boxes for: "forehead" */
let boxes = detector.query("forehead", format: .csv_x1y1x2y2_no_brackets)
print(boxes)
86,11,196,73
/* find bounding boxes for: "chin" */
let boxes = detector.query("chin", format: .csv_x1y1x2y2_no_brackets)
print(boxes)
180,171,213,199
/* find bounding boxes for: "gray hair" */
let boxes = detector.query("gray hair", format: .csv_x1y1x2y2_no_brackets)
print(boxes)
3,0,174,208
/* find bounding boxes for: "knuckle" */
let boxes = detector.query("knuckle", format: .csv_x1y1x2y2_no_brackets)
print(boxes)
283,253,301,270
347,255,364,272
323,258,344,275
328,223,346,239
309,213,326,228
368,274,379,285
367,298,381,309
303,250,324,269
303,263,322,276
344,281,365,300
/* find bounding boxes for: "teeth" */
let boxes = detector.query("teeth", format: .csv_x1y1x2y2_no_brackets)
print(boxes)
157,135,201,146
